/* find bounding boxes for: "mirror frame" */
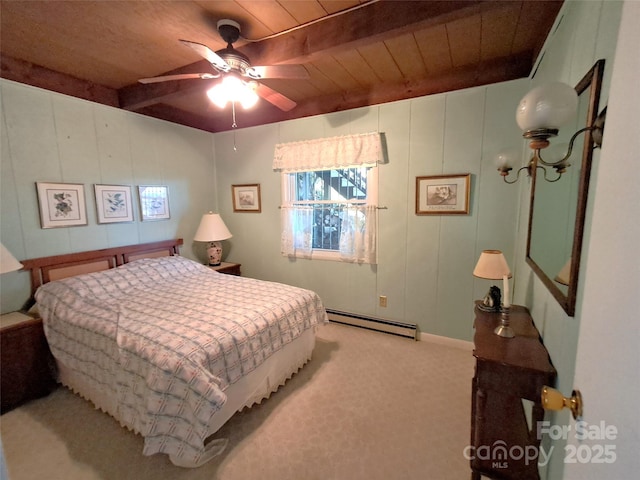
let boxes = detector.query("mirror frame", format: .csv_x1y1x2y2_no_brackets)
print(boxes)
526,59,605,316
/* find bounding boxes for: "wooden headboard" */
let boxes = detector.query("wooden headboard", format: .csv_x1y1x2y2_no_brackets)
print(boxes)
20,239,183,301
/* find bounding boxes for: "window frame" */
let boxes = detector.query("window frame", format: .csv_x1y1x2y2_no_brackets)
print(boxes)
280,165,378,261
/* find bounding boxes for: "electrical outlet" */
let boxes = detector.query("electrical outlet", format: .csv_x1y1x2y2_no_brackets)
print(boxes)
379,295,387,307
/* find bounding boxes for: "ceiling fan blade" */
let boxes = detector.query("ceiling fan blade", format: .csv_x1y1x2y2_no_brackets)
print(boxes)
138,73,218,84
179,39,230,72
247,65,309,80
255,83,297,112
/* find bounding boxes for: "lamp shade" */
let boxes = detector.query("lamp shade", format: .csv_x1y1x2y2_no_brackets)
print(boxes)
207,77,259,109
554,258,571,286
0,243,23,274
194,212,232,242
515,82,578,132
473,250,512,280
495,147,521,170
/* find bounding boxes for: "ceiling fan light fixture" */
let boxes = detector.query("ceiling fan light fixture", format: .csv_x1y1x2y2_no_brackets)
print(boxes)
207,76,259,109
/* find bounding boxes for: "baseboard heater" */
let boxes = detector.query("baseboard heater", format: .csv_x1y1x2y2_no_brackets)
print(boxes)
326,309,418,340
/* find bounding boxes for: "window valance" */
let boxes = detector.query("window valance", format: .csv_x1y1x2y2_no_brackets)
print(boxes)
273,132,384,173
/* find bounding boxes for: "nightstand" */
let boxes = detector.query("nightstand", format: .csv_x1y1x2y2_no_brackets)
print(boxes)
1,311,56,413
208,262,241,276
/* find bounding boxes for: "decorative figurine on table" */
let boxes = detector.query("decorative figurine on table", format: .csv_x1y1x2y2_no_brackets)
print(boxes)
478,285,502,312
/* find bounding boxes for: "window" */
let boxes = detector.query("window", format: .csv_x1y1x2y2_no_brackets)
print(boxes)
282,167,374,257
280,165,378,263
274,132,383,264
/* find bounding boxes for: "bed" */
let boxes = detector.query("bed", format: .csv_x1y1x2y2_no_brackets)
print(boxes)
21,239,328,468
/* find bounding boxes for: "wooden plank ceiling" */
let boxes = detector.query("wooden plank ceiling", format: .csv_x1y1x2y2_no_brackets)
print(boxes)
0,0,563,133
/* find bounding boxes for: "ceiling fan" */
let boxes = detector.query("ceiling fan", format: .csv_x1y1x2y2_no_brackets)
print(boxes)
138,19,309,112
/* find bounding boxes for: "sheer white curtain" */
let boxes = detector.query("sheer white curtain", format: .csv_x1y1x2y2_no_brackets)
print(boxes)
338,204,377,263
275,133,382,264
280,205,313,258
338,164,378,263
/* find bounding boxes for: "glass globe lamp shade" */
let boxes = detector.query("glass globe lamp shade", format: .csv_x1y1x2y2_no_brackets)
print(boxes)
239,81,259,109
544,142,571,163
207,76,259,109
207,83,228,108
494,147,521,170
516,82,579,132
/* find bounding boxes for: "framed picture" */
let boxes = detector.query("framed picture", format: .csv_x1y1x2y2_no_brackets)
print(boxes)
94,184,134,224
36,182,88,228
232,184,262,213
138,185,170,221
416,174,471,215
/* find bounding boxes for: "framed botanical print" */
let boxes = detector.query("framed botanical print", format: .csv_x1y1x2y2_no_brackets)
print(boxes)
36,182,88,228
94,184,134,224
416,174,471,215
138,185,170,221
232,184,261,213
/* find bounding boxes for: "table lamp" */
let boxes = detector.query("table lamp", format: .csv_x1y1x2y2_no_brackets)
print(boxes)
554,258,571,286
1,243,23,274
473,249,514,338
194,212,232,266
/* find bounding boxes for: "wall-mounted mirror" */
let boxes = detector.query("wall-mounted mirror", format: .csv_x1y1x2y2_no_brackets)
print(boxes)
526,59,605,316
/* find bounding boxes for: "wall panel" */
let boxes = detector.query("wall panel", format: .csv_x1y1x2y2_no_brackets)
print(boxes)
508,2,624,479
0,80,216,312
214,81,525,341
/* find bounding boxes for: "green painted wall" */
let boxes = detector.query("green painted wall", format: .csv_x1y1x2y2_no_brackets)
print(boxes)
213,79,528,341
0,0,622,350
0,80,217,312
0,3,629,477
509,2,624,479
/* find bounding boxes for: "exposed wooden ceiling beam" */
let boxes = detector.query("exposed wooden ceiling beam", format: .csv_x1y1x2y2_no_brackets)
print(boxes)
1,48,532,135
117,0,507,112
0,54,119,107
134,104,218,132
241,0,491,66
209,51,533,133
293,53,532,117
119,77,208,111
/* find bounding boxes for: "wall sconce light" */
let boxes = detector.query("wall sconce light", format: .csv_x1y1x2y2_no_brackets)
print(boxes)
497,82,606,184
496,144,570,184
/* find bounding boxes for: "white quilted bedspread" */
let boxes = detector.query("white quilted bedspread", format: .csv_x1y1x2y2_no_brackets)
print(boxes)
35,255,327,464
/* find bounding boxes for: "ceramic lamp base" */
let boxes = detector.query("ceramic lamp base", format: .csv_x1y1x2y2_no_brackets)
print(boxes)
207,241,223,266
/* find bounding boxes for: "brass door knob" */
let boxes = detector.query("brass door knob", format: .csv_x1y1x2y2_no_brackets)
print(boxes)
541,386,583,420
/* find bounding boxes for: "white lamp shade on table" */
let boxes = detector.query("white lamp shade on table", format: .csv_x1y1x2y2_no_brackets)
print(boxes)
474,249,516,337
473,249,512,309
554,258,572,286
0,243,23,274
473,250,512,280
194,212,232,266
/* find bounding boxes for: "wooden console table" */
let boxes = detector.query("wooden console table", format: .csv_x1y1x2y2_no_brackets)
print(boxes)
470,304,556,480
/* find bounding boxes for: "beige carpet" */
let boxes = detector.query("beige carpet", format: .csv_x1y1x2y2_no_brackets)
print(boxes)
1,322,475,480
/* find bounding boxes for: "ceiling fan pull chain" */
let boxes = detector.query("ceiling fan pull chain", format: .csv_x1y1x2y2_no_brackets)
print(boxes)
232,101,238,129
232,101,238,151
